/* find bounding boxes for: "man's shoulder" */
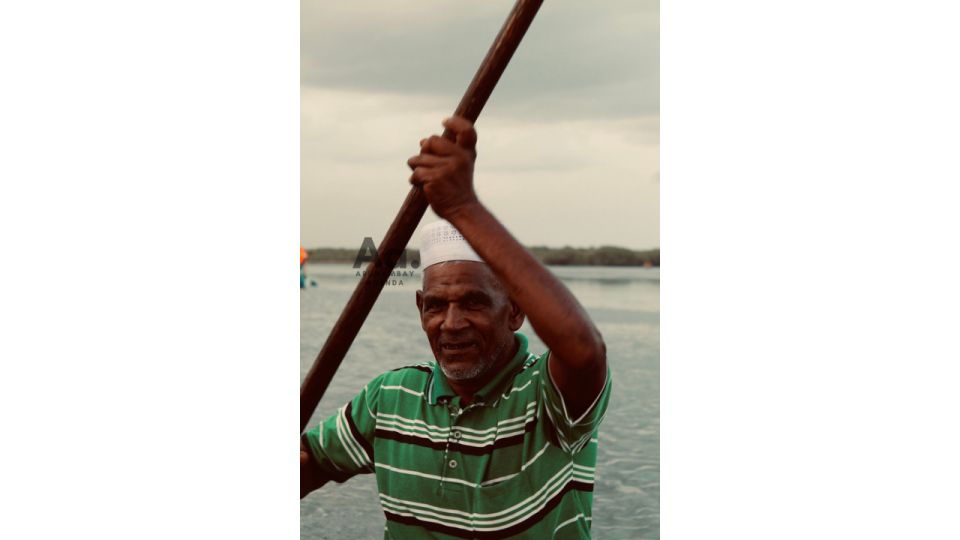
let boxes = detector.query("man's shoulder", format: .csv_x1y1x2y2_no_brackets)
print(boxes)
514,347,546,379
349,363,434,410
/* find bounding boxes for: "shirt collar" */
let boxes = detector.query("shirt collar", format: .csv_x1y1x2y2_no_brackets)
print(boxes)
428,332,529,406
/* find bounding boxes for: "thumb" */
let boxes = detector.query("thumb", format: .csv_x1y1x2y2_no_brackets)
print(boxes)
442,117,478,153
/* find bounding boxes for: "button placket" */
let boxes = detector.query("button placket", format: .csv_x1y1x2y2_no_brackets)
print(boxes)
445,401,486,482
440,401,485,487
440,402,461,486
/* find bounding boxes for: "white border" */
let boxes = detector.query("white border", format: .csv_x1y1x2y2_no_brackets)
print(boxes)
0,1,298,538
663,0,960,538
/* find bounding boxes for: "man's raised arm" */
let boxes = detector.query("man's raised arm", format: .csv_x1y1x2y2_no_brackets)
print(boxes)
408,117,607,418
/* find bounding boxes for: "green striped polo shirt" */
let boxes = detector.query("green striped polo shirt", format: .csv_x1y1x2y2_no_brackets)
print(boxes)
303,332,612,539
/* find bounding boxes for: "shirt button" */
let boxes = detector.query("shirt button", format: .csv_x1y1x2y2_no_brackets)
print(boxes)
452,431,462,439
448,459,458,469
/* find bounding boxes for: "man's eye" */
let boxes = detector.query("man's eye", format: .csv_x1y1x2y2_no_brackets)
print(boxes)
424,303,444,313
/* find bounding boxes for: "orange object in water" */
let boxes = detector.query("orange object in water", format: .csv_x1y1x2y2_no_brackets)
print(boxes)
300,246,308,266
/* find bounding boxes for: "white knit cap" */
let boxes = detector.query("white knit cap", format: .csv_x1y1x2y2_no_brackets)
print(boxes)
419,220,484,269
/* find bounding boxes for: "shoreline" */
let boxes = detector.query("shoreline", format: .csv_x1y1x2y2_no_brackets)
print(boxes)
304,246,660,267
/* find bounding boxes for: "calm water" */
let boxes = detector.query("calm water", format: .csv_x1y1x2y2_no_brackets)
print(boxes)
300,264,659,539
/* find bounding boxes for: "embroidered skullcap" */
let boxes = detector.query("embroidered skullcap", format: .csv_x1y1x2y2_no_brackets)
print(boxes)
419,220,483,269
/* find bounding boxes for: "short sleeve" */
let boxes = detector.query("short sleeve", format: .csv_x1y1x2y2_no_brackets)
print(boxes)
538,352,612,454
302,373,384,481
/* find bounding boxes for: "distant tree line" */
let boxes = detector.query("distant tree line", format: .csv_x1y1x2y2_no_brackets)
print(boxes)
307,245,659,267
305,248,357,263
306,248,421,266
527,246,659,267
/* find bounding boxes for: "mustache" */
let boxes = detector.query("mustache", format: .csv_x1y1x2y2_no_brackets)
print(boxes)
437,333,480,347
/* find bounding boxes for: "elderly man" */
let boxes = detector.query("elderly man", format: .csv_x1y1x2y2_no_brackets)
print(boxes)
301,117,611,539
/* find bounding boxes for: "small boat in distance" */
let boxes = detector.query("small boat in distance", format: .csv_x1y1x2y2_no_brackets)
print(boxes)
300,246,308,289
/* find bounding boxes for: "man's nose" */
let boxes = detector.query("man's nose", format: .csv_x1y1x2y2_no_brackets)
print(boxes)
440,304,468,331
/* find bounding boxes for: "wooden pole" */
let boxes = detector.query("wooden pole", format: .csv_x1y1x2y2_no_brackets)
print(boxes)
301,0,545,432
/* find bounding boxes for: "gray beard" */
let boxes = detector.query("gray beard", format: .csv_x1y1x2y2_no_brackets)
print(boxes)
439,359,487,382
439,340,509,382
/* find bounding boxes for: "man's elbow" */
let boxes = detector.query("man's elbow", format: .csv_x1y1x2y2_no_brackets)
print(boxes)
565,327,606,372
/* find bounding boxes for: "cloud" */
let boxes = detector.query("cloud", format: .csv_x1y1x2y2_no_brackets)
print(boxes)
301,87,659,250
301,0,659,120
301,0,659,250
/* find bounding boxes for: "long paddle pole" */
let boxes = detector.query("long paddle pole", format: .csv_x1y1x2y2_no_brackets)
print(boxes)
301,0,545,432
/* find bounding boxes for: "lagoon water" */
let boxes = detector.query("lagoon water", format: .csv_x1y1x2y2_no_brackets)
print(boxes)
300,263,659,539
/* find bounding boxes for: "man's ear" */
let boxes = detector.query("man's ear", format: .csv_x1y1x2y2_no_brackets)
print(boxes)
508,298,525,331
415,290,430,331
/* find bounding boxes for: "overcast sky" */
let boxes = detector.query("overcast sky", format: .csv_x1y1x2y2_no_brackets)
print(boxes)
301,0,659,250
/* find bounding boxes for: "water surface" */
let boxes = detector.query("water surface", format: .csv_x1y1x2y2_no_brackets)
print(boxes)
300,264,659,539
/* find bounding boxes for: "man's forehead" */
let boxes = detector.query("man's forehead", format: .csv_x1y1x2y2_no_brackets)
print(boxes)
422,261,497,291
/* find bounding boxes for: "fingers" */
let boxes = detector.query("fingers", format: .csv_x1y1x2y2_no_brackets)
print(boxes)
407,146,448,186
409,165,438,186
408,117,476,188
419,117,477,156
407,153,446,171
420,135,459,157
442,116,478,152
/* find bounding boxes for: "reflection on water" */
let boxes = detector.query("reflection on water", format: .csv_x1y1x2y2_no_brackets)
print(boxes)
300,264,659,539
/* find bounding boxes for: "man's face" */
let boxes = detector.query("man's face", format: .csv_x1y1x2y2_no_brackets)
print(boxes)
416,262,524,383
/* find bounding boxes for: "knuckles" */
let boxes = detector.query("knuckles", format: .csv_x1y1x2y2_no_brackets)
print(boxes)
407,128,476,188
